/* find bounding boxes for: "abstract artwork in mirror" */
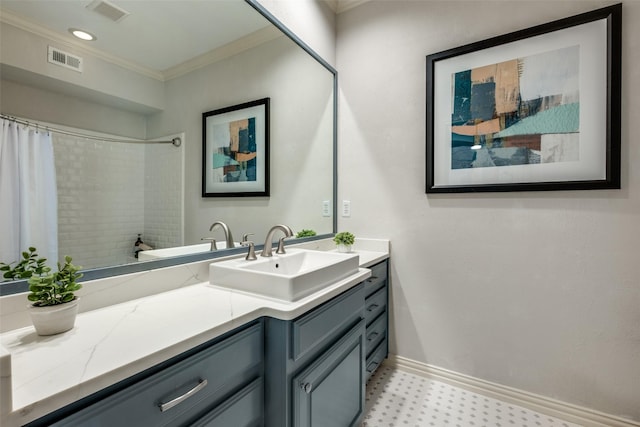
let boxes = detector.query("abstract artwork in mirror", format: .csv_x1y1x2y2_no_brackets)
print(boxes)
426,4,621,193
202,98,270,197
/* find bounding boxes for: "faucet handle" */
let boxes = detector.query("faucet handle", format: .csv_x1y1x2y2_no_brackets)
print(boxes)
276,237,289,254
242,233,254,243
275,229,294,254
241,240,257,261
201,237,217,251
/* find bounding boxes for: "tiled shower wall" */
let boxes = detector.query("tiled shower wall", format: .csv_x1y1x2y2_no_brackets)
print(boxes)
143,136,183,253
54,133,182,269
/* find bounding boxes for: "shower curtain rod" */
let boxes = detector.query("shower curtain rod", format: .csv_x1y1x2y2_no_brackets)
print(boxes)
0,114,182,147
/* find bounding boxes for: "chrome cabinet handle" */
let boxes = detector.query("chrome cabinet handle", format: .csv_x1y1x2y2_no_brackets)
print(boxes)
367,331,379,342
366,303,379,312
366,361,379,373
300,382,313,394
158,379,208,412
367,276,378,282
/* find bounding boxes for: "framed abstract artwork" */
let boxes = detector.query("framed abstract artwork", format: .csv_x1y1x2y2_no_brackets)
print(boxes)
426,4,621,193
202,98,270,197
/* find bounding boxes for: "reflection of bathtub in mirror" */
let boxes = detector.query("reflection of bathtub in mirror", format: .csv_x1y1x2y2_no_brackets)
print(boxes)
137,242,237,261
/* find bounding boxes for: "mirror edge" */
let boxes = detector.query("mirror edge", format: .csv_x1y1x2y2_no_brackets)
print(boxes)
244,0,338,234
0,0,338,296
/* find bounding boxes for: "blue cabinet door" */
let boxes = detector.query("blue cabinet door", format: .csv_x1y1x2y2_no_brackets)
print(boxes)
292,319,365,427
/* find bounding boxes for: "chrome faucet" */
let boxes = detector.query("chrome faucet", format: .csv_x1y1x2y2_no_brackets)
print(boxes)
203,221,235,250
260,224,294,257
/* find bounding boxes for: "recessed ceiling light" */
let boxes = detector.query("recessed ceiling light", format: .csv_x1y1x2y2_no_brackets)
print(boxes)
69,28,97,41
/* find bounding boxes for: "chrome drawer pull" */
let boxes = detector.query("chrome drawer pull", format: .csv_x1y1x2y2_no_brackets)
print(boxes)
367,331,379,342
366,303,379,312
366,361,379,373
301,382,313,394
366,276,378,282
159,379,208,412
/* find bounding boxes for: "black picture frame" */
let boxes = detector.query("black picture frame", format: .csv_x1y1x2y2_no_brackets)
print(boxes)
202,98,270,197
426,4,621,193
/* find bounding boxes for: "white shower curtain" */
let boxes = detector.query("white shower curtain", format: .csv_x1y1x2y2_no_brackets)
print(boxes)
0,118,59,269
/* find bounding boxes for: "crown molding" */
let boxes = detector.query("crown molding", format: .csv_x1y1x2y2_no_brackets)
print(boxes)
162,25,282,81
336,0,371,14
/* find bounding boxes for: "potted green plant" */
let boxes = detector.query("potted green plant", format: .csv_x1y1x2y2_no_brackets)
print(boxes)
333,231,355,253
27,255,83,336
296,229,317,238
0,247,48,281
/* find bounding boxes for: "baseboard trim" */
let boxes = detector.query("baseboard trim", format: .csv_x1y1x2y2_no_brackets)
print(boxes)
386,355,639,427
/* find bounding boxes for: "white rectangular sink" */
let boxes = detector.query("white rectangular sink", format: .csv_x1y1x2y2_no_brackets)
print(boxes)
209,248,359,301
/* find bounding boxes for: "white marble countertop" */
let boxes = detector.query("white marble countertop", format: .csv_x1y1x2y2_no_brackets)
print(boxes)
0,240,389,426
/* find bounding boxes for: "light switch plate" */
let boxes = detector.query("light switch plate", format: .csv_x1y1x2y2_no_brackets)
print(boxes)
322,200,331,217
342,200,351,217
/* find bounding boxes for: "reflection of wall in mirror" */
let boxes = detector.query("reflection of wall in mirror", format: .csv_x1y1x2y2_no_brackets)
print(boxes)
0,20,334,267
147,34,335,245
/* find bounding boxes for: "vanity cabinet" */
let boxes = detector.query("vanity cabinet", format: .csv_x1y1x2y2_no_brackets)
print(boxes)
265,282,366,427
24,257,389,427
363,260,389,380
32,322,264,427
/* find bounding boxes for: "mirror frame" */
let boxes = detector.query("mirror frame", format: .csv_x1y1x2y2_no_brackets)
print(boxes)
0,0,338,296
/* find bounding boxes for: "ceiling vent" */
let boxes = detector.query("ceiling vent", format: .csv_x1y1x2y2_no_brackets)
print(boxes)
86,0,130,23
48,46,83,72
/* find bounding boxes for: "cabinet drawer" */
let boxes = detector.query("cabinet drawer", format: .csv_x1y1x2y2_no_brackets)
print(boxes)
364,261,387,297
291,283,364,361
191,378,263,427
364,286,387,325
52,323,263,427
365,312,386,356
365,338,387,381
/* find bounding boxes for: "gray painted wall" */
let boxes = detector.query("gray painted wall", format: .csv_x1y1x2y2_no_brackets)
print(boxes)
335,0,639,421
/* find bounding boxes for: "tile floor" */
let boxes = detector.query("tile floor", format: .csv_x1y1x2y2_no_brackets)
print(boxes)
361,365,582,427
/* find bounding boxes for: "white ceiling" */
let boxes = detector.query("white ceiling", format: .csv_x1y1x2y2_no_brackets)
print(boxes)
0,0,271,73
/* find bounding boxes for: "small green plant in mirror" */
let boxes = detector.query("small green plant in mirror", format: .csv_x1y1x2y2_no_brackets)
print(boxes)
296,229,317,238
333,231,355,246
0,247,48,281
28,256,83,307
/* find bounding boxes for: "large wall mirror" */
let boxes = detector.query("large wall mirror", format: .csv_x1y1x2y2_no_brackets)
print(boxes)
0,0,337,295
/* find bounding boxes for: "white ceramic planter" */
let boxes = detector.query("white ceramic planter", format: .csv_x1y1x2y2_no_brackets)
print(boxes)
28,299,79,336
336,244,352,253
